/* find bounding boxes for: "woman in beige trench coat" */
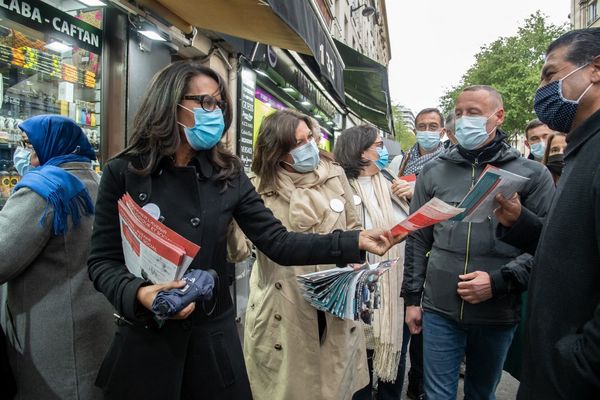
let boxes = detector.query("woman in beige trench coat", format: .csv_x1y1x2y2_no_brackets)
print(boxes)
235,109,369,400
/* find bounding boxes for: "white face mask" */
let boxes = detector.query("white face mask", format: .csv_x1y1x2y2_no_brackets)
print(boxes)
13,147,33,176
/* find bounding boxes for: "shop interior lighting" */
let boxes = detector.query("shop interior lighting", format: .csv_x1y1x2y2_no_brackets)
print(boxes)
301,100,311,106
255,69,269,78
314,114,322,120
78,0,107,6
45,41,72,53
282,87,296,93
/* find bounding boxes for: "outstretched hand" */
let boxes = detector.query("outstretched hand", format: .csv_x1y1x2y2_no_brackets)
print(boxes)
359,228,408,256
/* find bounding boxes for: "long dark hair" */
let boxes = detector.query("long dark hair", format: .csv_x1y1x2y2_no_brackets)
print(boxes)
117,60,240,185
252,109,312,192
333,125,378,179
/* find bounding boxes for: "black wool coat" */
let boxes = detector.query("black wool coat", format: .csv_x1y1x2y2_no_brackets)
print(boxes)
88,151,364,399
504,109,600,399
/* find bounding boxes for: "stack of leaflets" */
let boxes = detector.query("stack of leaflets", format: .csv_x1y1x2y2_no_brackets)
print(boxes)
117,193,200,284
296,259,397,321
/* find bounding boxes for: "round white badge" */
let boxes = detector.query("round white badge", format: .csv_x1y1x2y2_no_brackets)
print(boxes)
142,203,161,220
330,198,344,213
353,195,362,206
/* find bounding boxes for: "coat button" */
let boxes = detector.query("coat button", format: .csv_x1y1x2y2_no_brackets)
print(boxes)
274,282,282,290
190,217,200,227
350,326,356,333
138,193,147,202
274,343,282,350
274,314,282,321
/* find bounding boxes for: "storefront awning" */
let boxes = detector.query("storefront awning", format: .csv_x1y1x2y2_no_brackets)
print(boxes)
152,0,343,95
334,39,393,133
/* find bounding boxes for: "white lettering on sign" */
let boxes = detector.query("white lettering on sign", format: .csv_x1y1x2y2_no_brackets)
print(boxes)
53,17,99,48
0,0,41,23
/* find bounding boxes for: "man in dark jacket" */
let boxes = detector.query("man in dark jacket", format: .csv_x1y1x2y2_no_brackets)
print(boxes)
494,28,600,399
403,85,555,400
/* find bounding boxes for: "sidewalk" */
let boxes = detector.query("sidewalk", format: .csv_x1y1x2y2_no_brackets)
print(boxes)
400,371,519,399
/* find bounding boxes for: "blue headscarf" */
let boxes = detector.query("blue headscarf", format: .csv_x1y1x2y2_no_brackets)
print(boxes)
13,115,96,235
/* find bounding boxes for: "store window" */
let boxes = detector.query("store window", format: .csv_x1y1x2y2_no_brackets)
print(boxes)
0,0,102,209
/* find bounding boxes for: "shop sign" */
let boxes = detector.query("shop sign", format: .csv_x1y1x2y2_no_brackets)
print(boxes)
237,65,256,171
0,0,102,54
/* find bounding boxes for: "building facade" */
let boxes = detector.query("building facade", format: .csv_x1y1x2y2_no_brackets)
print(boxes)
571,0,600,28
397,104,415,130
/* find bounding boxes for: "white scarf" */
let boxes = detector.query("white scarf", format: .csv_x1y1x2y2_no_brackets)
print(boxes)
351,172,405,382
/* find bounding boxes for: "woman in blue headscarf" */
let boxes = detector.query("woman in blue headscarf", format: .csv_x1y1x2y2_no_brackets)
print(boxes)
0,115,113,400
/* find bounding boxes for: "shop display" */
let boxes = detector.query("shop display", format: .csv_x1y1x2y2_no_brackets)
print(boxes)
0,7,103,209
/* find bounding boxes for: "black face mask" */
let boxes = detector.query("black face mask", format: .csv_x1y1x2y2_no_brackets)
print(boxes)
546,154,565,177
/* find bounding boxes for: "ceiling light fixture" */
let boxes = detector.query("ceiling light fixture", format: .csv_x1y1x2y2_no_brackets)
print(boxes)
78,0,107,6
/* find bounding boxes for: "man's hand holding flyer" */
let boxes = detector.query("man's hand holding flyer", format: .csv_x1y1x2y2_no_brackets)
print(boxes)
118,194,200,284
389,166,529,237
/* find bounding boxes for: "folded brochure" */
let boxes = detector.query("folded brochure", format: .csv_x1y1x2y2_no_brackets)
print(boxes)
452,165,529,223
118,193,200,284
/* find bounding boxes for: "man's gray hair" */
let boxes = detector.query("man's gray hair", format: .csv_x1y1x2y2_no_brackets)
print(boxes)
462,85,504,109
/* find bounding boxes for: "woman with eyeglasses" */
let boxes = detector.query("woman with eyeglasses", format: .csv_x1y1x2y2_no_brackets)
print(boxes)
0,115,113,400
87,61,404,399
334,125,410,400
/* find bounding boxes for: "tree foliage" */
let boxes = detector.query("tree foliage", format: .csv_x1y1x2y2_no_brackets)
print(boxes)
392,104,416,151
439,12,567,138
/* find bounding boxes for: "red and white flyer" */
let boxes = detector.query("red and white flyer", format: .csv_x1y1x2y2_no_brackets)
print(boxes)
118,194,200,284
391,197,464,236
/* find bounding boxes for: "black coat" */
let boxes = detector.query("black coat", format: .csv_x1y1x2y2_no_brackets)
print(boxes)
503,109,600,399
88,152,364,399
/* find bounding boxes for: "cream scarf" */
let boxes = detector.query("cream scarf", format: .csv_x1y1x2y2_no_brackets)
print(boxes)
351,172,405,382
258,160,342,234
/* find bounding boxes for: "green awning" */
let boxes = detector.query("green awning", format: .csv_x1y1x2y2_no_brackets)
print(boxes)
334,39,393,133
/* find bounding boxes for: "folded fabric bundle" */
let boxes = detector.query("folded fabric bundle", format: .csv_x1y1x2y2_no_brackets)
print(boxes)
151,269,217,320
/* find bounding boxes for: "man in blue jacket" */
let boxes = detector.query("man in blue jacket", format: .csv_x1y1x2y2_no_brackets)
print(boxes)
495,28,600,399
403,85,555,400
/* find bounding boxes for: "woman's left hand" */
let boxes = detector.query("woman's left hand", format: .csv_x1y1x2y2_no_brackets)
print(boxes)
358,229,408,256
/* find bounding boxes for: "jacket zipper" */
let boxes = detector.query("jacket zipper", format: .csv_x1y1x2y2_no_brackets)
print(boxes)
460,161,478,321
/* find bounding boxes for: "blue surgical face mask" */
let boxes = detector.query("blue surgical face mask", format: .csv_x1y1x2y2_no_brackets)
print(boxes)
534,63,593,133
455,113,496,150
13,147,32,176
178,104,225,150
375,145,389,170
287,140,320,173
416,131,441,151
529,141,546,159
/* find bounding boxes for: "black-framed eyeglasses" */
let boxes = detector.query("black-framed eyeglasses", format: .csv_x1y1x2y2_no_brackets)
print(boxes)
183,95,227,112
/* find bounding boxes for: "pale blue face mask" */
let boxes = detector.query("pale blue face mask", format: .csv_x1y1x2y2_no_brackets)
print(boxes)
13,147,33,176
455,112,497,150
416,131,441,151
288,140,320,173
178,104,225,150
375,145,389,170
529,141,546,159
